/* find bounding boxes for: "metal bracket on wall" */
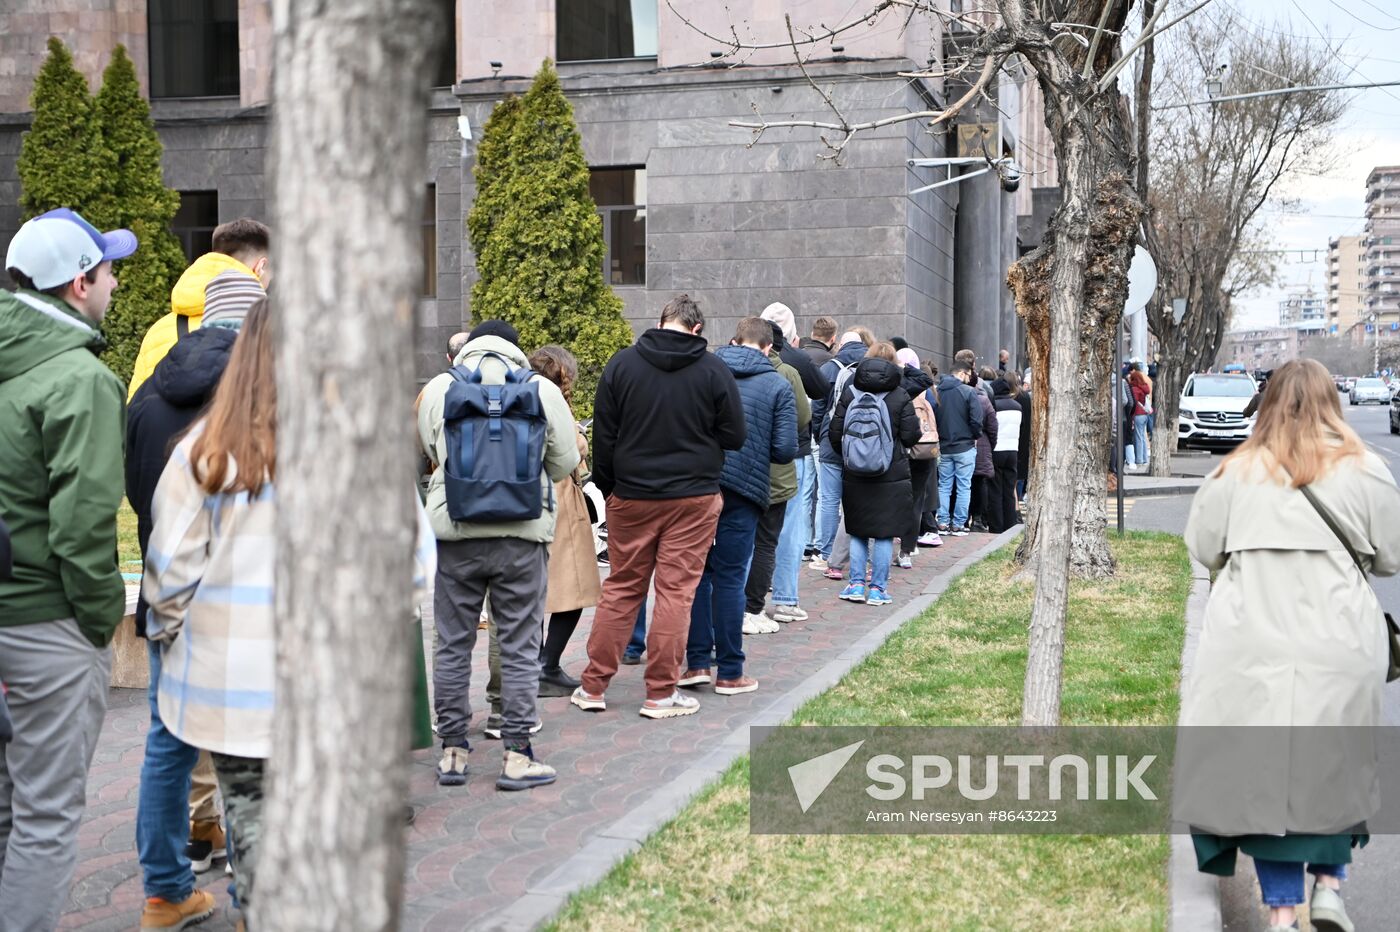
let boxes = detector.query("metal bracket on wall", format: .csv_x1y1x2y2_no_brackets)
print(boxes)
906,156,1014,195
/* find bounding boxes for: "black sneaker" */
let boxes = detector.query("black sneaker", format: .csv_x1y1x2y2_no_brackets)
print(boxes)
621,650,643,665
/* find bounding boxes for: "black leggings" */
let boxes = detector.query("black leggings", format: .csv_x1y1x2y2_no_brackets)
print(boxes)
539,608,582,670
903,458,935,554
744,500,788,615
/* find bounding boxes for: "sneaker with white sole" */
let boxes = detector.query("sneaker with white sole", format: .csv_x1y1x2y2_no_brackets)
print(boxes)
896,553,912,569
678,668,712,687
917,531,940,547
742,612,775,635
808,556,829,571
866,586,892,606
569,686,606,712
838,582,867,603
771,604,808,623
496,746,556,792
760,615,780,633
714,675,758,695
437,744,469,786
1309,883,1353,932
640,690,700,719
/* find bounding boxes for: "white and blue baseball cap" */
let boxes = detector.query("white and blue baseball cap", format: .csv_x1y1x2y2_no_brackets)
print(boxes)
4,208,138,290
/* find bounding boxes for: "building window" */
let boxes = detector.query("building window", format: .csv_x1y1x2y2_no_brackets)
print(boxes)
423,185,437,297
557,0,659,62
148,1,240,99
432,0,456,86
171,191,219,263
590,168,645,286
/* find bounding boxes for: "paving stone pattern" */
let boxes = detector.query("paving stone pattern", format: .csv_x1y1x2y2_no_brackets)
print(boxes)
59,532,992,931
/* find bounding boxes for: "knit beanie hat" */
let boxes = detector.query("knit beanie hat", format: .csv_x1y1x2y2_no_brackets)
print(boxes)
837,330,863,347
760,302,798,347
468,319,520,346
201,270,264,331
896,347,920,369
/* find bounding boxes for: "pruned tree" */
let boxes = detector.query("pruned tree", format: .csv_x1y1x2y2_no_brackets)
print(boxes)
1143,10,1346,476
16,37,113,221
255,0,439,929
674,0,1214,724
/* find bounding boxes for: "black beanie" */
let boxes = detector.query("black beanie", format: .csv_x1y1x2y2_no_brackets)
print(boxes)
468,319,520,346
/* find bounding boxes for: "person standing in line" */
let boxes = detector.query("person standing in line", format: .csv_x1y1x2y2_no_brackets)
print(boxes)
810,330,868,569
144,298,437,920
1126,364,1153,472
126,270,261,928
968,368,999,533
527,346,601,696
800,316,838,557
829,342,921,607
742,321,810,632
0,208,133,930
1180,359,1400,932
933,358,983,537
1007,370,1033,509
988,379,1023,533
893,347,935,567
998,348,1011,377
417,320,579,789
680,318,796,694
573,295,744,719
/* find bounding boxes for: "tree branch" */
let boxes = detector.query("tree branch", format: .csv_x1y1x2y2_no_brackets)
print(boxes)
1097,0,1217,92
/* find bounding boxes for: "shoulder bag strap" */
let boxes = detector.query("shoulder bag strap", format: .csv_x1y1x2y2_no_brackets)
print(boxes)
1300,485,1367,577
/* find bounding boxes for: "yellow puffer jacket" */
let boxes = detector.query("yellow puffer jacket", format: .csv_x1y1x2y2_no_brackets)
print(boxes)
126,252,261,400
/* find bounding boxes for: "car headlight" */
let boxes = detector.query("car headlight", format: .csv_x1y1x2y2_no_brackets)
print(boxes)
1179,409,1196,420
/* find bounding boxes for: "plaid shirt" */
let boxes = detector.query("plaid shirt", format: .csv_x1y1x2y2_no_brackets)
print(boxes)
143,434,434,757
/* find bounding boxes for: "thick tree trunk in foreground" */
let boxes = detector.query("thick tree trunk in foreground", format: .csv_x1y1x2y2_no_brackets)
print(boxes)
257,2,436,929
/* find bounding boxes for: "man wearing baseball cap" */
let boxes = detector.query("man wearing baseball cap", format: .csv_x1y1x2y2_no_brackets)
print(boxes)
0,207,135,928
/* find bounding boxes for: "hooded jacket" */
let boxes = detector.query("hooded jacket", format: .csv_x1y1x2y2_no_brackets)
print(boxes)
127,252,262,401
714,344,798,509
815,339,868,463
828,358,921,540
933,374,984,456
591,328,746,500
973,391,998,477
767,322,825,448
0,290,125,646
766,348,809,505
800,336,834,372
416,335,580,542
992,382,1023,455
126,326,239,636
899,364,934,402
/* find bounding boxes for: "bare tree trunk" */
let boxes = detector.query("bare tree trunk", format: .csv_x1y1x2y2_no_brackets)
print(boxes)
257,2,437,929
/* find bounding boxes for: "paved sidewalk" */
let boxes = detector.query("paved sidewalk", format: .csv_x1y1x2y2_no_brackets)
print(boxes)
60,531,997,931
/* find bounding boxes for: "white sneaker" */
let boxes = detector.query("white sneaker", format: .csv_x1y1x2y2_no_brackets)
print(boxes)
808,556,829,571
742,612,773,635
760,616,780,633
896,553,913,569
917,532,940,547
771,604,808,623
639,690,700,719
1309,883,1353,932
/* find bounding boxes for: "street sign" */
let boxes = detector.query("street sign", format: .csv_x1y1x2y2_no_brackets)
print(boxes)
1124,246,1157,317
1366,324,1375,332
1391,322,1398,331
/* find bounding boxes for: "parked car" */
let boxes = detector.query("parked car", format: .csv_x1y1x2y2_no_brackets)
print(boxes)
1349,377,1389,405
1344,377,1358,392
1178,373,1258,450
1391,390,1400,435
1335,376,1349,392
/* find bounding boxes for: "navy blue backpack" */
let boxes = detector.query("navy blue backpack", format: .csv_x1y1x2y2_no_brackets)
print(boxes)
441,353,551,523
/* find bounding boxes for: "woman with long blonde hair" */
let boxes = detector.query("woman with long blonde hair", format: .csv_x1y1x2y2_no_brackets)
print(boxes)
1180,359,1400,931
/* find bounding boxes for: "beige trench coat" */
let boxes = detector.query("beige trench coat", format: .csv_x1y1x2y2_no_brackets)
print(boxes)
1175,449,1400,835
545,427,602,615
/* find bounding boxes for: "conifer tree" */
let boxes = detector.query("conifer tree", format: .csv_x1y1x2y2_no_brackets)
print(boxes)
467,94,521,260
16,37,113,219
468,61,634,417
92,45,187,385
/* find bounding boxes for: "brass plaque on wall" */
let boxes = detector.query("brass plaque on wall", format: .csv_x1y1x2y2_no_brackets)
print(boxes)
957,123,996,157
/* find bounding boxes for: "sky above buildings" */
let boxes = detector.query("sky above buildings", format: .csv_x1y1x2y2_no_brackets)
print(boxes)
1206,0,1400,328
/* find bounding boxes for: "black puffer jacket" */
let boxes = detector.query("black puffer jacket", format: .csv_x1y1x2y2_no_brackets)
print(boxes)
125,326,238,636
768,322,827,448
829,358,922,540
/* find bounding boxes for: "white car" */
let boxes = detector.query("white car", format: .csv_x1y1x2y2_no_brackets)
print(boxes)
1177,373,1258,450
1349,378,1389,405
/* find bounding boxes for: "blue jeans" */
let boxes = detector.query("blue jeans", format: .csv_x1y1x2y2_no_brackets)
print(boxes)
937,449,977,529
626,602,648,657
1129,414,1150,465
137,641,200,901
850,537,893,592
687,492,761,679
772,457,808,606
817,460,843,558
1253,858,1346,908
801,449,820,550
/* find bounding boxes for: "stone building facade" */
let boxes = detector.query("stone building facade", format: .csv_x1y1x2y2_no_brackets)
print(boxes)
1,1,1058,383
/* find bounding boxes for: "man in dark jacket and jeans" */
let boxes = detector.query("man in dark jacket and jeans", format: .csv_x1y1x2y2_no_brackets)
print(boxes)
812,331,867,565
799,316,837,553
0,208,133,929
575,295,745,719
934,358,984,536
680,318,797,695
123,270,260,928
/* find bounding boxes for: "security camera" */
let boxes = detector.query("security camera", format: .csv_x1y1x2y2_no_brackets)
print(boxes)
999,162,1022,194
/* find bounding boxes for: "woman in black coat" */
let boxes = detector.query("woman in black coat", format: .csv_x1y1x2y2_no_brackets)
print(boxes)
829,345,921,607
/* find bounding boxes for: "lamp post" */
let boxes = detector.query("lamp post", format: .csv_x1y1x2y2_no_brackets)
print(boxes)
1372,313,1382,376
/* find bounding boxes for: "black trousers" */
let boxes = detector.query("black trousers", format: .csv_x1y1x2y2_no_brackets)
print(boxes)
987,451,1019,533
970,475,989,527
744,498,788,614
902,458,935,554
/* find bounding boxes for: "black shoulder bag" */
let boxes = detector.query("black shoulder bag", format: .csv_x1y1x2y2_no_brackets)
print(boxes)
1301,485,1400,682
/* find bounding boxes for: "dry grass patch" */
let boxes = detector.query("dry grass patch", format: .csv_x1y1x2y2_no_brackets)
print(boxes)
549,533,1191,932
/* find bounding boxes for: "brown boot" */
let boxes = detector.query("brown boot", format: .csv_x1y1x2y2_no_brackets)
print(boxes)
140,890,216,930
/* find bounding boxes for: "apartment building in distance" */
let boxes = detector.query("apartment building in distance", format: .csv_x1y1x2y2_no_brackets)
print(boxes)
1356,164,1400,345
1326,234,1365,335
1278,288,1325,327
0,1,1060,382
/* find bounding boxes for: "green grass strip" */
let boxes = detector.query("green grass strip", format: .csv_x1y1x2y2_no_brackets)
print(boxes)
548,532,1192,932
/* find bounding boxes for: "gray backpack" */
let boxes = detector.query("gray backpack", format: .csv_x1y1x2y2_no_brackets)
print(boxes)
841,388,894,477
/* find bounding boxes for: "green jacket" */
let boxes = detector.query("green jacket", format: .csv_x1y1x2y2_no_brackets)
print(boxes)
0,289,126,646
768,350,810,504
